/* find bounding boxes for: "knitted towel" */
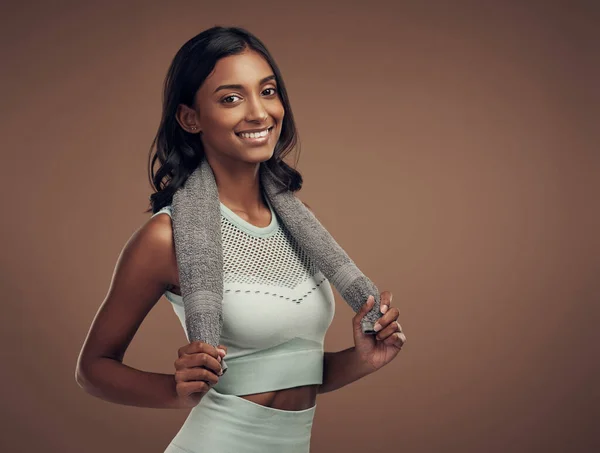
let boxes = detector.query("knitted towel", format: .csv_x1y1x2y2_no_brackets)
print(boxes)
171,156,383,374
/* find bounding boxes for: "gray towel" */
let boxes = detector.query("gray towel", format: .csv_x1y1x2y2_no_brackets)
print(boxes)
172,156,383,374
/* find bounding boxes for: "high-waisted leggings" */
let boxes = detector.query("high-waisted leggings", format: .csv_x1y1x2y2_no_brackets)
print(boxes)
163,387,317,453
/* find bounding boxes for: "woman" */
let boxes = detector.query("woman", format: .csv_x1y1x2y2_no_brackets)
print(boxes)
75,26,406,452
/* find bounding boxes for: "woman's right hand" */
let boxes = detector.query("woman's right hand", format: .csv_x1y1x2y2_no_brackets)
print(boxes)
173,341,227,408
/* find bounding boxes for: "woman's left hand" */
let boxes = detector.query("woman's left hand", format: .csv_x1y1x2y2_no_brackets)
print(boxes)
352,291,406,372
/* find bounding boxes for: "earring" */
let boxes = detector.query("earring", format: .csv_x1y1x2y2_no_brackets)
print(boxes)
191,126,197,130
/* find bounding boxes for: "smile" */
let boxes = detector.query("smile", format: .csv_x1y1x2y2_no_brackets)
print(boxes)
235,126,274,145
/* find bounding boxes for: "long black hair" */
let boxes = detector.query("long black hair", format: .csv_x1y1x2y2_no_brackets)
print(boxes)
146,26,303,214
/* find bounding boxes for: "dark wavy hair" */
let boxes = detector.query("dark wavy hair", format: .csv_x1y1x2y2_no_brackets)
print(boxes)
146,26,303,214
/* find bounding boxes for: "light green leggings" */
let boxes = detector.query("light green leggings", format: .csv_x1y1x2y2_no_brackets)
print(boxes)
164,388,317,453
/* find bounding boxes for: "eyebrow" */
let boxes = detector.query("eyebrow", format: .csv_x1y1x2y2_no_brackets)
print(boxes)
213,75,277,94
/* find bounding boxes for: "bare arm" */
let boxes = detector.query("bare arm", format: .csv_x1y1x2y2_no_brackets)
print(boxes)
318,348,375,394
75,212,185,409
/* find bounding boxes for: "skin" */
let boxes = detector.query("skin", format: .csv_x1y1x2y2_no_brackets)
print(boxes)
76,48,406,414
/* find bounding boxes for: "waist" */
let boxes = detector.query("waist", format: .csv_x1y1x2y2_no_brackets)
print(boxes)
239,383,320,410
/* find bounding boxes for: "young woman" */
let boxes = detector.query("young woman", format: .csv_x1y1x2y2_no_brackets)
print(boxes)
75,26,405,453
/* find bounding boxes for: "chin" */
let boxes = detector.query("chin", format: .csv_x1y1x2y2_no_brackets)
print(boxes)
251,148,276,163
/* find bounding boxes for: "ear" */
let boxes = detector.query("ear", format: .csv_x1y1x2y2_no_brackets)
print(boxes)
176,104,202,134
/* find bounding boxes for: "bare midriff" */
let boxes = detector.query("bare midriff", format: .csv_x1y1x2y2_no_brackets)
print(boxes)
238,385,319,411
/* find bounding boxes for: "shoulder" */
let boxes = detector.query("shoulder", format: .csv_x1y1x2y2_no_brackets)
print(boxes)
117,210,176,285
145,207,174,247
143,209,174,249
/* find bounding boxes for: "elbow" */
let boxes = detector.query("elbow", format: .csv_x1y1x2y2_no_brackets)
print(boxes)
75,365,103,399
75,356,96,392
75,365,90,391
75,365,105,401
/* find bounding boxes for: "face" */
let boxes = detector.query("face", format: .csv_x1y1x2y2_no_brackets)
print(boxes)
177,49,285,165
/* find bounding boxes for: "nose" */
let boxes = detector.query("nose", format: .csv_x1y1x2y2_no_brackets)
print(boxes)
244,94,269,123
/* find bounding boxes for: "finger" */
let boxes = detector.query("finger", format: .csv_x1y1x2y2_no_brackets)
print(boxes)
216,345,227,363
180,341,220,361
380,291,393,314
359,295,374,314
383,335,405,349
394,321,407,344
373,306,400,333
175,351,223,375
383,329,407,347
395,331,407,345
189,366,221,384
375,317,402,341
177,365,221,385
191,353,224,376
193,342,221,360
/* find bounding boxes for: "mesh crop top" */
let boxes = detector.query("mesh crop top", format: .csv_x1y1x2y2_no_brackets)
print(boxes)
150,196,336,396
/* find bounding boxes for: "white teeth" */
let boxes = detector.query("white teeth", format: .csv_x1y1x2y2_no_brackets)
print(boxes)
239,128,269,139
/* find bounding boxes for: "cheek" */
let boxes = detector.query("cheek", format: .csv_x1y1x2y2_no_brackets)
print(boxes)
269,103,285,126
199,120,236,150
204,114,237,137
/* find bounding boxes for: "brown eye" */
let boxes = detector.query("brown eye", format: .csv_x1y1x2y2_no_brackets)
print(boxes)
221,88,277,105
222,95,240,104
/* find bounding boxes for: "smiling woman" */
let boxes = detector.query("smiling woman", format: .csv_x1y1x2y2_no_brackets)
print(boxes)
74,18,399,451
74,24,396,453
175,50,287,166
75,26,327,453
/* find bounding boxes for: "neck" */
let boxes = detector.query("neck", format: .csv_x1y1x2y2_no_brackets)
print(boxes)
204,153,267,213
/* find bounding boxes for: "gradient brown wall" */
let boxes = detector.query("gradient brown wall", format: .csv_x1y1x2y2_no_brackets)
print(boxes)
2,1,598,452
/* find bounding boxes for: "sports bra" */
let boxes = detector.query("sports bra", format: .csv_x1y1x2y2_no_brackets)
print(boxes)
150,196,335,396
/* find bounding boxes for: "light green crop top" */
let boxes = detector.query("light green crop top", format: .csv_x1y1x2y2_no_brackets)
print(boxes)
151,198,335,396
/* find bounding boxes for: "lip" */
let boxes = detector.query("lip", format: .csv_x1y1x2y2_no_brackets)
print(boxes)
236,125,273,134
235,126,274,146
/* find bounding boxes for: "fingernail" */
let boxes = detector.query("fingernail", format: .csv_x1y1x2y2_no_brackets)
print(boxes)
218,348,226,356
381,305,388,314
374,323,382,332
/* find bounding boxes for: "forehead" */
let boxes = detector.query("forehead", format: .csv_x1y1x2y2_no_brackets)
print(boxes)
201,50,274,93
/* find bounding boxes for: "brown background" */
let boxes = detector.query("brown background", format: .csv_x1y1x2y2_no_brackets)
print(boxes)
1,1,598,452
